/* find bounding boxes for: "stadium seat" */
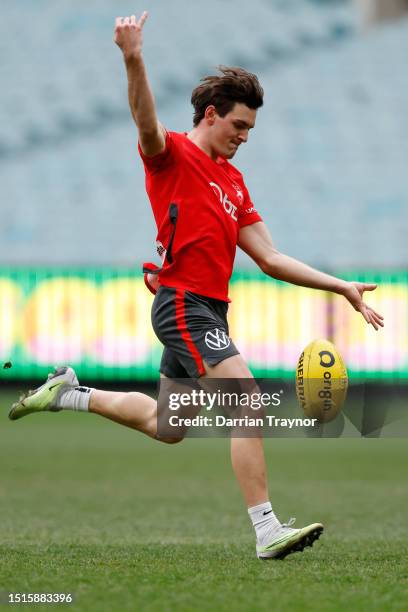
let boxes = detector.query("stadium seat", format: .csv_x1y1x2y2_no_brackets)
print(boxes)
0,1,406,267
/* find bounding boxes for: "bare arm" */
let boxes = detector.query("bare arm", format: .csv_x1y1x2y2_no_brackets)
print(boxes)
114,12,166,157
238,222,384,330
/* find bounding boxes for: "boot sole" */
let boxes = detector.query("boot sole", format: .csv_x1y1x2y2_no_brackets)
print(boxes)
258,524,324,560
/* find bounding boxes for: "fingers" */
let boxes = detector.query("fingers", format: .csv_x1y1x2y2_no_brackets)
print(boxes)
364,308,379,330
115,11,148,29
370,308,384,321
138,10,148,28
368,308,385,328
362,301,384,329
351,282,384,330
359,304,385,330
367,311,379,330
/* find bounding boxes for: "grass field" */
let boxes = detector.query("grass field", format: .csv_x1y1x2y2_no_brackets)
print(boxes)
0,387,407,612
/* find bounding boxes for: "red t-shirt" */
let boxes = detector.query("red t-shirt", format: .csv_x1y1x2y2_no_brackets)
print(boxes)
138,131,262,301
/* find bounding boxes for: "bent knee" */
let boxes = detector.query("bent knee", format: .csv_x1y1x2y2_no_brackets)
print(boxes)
155,434,185,445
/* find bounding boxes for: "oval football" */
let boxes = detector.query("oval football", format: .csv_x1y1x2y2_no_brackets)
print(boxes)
296,339,348,423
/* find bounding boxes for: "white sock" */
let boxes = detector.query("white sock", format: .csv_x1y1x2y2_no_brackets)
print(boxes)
248,501,281,545
58,386,93,411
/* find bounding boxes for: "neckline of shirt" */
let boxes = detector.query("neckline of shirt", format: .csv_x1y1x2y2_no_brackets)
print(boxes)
182,132,227,166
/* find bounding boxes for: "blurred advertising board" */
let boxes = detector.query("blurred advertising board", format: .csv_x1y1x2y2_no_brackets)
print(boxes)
0,268,406,380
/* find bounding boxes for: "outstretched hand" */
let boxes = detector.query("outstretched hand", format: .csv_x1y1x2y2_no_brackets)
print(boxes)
342,282,384,330
114,11,148,59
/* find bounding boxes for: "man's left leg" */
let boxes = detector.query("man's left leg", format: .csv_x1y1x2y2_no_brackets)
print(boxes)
202,354,323,560
8,367,190,444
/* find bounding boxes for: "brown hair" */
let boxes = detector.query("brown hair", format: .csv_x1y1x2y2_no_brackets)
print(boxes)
191,66,264,127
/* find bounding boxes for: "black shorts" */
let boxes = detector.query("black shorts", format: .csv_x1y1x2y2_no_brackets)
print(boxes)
151,286,240,379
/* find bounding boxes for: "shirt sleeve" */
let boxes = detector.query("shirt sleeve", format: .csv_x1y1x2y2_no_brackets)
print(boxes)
137,130,174,174
238,182,263,228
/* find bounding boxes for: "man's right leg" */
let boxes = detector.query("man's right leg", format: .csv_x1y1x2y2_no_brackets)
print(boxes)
201,354,323,560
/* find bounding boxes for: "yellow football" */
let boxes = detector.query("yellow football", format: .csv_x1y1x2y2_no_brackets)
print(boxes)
296,339,348,423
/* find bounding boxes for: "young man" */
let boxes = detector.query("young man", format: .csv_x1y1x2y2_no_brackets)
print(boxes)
9,12,384,560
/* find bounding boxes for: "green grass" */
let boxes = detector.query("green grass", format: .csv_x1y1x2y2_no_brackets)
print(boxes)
0,388,407,611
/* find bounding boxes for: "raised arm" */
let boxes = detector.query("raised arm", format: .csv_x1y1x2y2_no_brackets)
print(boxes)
114,12,166,157
238,222,384,330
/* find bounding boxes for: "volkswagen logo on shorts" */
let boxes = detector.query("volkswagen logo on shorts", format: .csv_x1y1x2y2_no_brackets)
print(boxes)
205,328,231,350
